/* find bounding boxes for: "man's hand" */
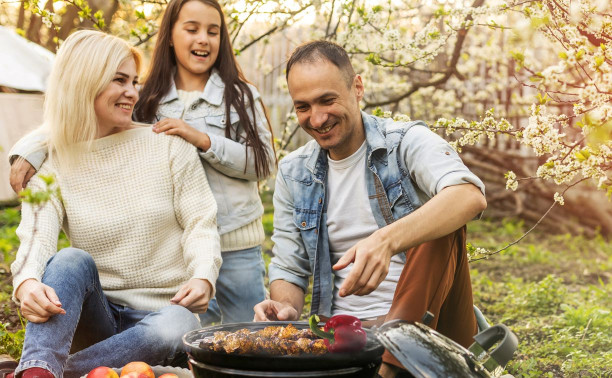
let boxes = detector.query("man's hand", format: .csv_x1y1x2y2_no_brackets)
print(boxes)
253,299,299,322
153,118,211,151
256,280,305,321
171,278,213,313
333,229,394,297
16,279,66,323
10,158,36,193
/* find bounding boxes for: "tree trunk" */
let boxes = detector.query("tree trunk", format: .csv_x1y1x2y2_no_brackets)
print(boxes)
58,6,79,41
25,10,42,44
17,1,25,30
44,0,57,51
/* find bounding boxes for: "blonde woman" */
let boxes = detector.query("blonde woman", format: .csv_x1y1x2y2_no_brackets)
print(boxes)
8,30,221,378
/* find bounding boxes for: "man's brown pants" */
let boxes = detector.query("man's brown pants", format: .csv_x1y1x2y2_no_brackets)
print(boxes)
382,226,477,368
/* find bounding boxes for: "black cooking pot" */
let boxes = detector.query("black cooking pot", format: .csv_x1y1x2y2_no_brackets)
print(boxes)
183,321,384,378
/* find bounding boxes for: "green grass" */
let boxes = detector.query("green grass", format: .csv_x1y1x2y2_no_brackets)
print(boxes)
468,219,612,377
0,321,24,358
0,202,610,376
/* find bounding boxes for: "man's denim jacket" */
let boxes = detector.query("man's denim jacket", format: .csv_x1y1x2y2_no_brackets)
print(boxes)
268,111,485,317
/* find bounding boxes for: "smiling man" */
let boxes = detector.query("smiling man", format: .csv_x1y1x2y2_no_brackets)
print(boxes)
253,40,487,377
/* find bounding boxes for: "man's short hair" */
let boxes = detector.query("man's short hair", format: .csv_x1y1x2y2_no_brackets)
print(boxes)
286,40,356,88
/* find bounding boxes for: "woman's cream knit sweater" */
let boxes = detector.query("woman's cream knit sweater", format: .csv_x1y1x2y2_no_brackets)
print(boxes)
11,127,222,311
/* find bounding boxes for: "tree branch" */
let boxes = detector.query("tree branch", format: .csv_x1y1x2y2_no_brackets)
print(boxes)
363,0,485,108
325,0,335,38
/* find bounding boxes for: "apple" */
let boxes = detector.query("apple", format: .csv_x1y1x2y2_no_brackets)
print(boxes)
87,366,119,378
120,362,155,378
158,375,179,378
120,373,149,378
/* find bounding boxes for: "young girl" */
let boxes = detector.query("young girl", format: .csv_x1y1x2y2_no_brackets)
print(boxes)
9,30,221,378
134,0,275,324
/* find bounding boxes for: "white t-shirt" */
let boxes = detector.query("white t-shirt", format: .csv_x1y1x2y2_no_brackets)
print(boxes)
326,141,404,319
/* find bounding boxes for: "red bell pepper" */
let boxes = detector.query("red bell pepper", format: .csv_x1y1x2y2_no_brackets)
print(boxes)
308,314,367,353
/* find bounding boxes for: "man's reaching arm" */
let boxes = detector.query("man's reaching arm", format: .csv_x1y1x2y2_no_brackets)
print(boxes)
335,183,486,297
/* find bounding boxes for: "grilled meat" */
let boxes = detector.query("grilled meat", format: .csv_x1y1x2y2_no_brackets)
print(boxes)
199,325,328,355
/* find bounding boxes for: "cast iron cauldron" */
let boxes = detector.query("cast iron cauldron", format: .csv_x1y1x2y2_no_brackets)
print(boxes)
182,321,384,378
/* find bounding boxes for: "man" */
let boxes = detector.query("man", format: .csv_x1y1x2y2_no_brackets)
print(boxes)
253,40,487,376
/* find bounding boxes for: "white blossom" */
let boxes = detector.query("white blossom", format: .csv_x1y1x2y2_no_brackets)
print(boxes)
553,192,565,206
506,171,518,191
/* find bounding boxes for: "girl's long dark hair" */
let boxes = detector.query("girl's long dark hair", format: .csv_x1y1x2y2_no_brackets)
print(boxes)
134,0,274,178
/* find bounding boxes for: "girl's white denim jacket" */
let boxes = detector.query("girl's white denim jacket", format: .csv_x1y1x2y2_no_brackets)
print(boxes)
9,69,275,235
154,70,275,235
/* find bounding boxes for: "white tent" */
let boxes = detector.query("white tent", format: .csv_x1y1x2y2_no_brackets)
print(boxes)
0,26,54,92
0,27,53,203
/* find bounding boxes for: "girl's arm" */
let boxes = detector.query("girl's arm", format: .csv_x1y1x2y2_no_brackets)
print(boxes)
153,98,275,182
198,97,276,181
9,128,49,192
8,128,48,170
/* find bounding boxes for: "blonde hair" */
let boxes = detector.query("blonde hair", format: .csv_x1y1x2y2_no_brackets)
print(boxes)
44,30,141,170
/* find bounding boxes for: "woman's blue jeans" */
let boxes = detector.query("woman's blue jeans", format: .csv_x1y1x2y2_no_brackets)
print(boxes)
198,246,266,325
15,248,200,378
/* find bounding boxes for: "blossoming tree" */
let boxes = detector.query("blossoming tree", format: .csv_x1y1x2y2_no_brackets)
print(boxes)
269,0,611,248
2,0,610,247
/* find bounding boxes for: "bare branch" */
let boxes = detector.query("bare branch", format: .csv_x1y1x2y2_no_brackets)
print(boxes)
471,177,590,262
363,0,485,108
325,0,335,38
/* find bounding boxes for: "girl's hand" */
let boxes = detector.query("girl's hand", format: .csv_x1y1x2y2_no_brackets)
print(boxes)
170,278,213,313
16,279,66,323
10,157,36,193
153,118,211,151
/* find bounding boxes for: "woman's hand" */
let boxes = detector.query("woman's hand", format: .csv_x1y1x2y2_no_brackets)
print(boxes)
170,278,213,313
15,279,66,323
153,118,211,151
10,158,36,193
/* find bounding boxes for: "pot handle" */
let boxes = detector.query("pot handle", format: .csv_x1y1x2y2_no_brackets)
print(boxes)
468,324,518,372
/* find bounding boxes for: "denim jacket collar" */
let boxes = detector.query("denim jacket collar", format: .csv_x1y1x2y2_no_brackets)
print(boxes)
159,68,225,106
202,69,225,106
305,111,388,178
305,145,327,184
362,110,388,155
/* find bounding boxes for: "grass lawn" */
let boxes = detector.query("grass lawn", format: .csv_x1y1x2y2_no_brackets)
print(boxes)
1,194,611,377
466,220,611,377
